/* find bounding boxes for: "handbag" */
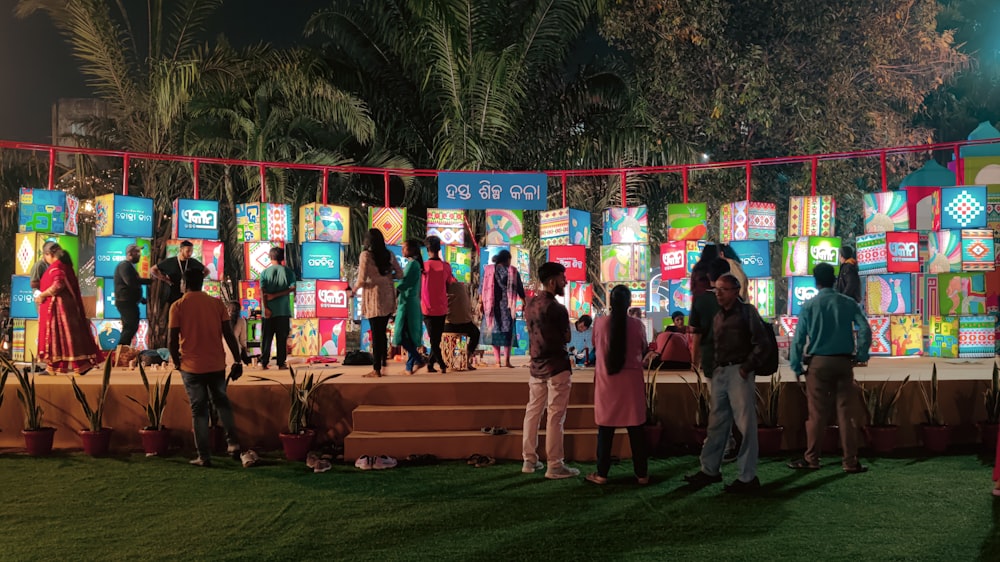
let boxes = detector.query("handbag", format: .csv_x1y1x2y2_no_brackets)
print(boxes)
343,350,373,366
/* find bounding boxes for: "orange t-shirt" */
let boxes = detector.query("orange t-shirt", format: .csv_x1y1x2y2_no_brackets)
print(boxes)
169,291,230,374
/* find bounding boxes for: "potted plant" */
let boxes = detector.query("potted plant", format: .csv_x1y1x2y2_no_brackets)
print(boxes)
642,362,664,451
680,369,711,447
252,366,341,461
8,355,56,456
70,359,113,456
980,361,1000,452
126,363,172,456
756,372,784,455
861,375,910,454
917,363,951,454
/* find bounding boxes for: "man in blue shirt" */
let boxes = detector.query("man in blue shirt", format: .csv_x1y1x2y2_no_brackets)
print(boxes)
788,262,872,474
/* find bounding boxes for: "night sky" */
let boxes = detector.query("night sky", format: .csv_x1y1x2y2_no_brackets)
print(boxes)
0,0,321,144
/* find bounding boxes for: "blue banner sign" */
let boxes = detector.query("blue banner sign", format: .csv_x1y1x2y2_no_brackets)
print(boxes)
438,172,548,210
113,195,155,238
173,198,220,240
10,275,37,319
301,242,343,279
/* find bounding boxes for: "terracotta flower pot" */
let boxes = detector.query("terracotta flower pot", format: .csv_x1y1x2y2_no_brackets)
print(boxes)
864,425,898,454
823,425,841,452
757,426,785,455
920,424,952,454
80,428,113,457
139,428,171,457
978,422,999,452
279,429,316,461
22,427,56,456
643,422,663,453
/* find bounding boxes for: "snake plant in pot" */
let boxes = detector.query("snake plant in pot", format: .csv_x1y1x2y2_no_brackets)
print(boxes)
643,361,664,451
7,355,56,456
756,372,784,455
69,359,113,456
980,362,1000,451
680,369,711,448
917,364,951,454
252,366,341,461
861,375,910,454
126,363,172,456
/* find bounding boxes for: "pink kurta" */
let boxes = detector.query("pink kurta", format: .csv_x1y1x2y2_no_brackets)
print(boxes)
593,316,648,427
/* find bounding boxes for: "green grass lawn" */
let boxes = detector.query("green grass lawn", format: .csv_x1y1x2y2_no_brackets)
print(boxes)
0,452,997,561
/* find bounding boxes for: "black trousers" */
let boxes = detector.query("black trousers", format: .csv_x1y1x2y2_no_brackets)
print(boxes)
117,300,140,348
596,425,648,479
261,315,291,367
443,322,480,357
424,315,447,369
368,315,391,373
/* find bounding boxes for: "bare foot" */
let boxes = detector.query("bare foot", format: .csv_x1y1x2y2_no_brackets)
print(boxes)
504,363,515,368
363,370,381,378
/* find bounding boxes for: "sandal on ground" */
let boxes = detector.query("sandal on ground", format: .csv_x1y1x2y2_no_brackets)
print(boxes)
636,476,650,486
481,426,508,436
787,459,821,470
474,455,495,468
585,472,608,485
467,453,486,466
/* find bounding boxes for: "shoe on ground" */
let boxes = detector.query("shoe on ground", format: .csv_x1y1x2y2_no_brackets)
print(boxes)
585,472,608,485
427,366,438,373
545,465,580,479
355,455,373,470
843,464,869,474
306,452,321,469
313,459,332,473
373,455,398,470
787,458,821,470
189,457,211,467
683,471,723,487
226,443,240,456
240,450,260,468
723,449,738,463
522,460,544,474
724,476,761,493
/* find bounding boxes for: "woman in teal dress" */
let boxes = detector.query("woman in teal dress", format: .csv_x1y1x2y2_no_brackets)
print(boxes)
392,239,426,375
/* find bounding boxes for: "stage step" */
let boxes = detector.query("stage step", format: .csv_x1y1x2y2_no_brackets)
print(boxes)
351,404,596,433
344,428,634,462
343,379,596,406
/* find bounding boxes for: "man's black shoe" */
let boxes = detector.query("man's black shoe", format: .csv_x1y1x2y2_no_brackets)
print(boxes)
724,476,761,493
683,471,723,487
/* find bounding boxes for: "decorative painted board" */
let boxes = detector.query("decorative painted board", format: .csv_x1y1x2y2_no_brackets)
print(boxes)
485,209,524,245
856,232,920,274
787,277,818,316
927,316,959,358
748,278,776,319
961,229,996,271
94,237,150,278
547,245,587,282
172,198,221,240
235,202,293,243
864,274,912,315
777,316,799,339
316,280,351,319
728,240,771,279
868,315,891,356
602,206,649,244
940,185,988,230
781,236,841,277
289,318,320,356
94,194,155,238
665,278,692,316
299,203,350,243
566,281,593,319
666,203,708,241
959,315,995,358
889,315,923,356
425,209,464,246
902,186,941,232
15,233,79,277
601,244,649,283
659,241,706,280
294,280,316,319
300,242,343,279
787,195,836,237
368,207,407,246
862,192,909,233
938,272,987,315
539,208,590,247
964,156,1000,186
239,280,262,318
445,245,472,284
9,275,36,319
926,230,962,274
720,200,777,242
19,188,77,234
243,241,284,280
319,318,348,356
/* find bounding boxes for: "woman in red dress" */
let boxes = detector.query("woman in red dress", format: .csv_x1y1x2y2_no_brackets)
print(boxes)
34,243,104,375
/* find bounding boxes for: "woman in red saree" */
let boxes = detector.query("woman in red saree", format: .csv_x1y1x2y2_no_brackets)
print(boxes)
34,244,105,375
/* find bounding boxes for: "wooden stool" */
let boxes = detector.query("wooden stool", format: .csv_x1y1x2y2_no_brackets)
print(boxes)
441,332,470,371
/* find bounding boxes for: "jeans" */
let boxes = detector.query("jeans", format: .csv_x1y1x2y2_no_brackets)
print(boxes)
700,364,758,482
424,315,446,370
443,322,481,359
596,425,648,479
399,325,422,372
522,371,573,468
368,316,391,374
261,315,290,367
180,370,239,460
117,300,140,347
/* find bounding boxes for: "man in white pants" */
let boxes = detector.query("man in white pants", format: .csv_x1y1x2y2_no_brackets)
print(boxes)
521,262,578,479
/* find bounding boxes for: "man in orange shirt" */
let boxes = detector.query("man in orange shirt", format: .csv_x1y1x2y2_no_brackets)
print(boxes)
169,268,245,467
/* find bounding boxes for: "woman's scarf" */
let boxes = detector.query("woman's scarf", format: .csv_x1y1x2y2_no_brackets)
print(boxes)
481,264,518,331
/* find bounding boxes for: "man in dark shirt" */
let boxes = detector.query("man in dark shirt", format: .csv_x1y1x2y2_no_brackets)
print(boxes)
835,246,861,303
150,240,210,306
685,273,769,493
521,261,578,480
113,244,150,349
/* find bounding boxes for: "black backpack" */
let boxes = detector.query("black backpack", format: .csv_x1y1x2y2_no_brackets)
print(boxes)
741,303,779,377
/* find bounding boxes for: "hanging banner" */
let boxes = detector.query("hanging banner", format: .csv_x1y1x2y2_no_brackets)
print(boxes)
437,172,547,210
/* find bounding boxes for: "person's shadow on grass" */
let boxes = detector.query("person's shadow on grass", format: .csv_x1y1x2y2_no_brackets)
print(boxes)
977,495,1000,561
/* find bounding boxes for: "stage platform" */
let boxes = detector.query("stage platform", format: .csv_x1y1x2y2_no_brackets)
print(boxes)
0,357,995,461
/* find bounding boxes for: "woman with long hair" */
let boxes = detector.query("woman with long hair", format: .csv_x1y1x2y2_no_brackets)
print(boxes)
354,228,404,377
480,249,525,368
392,239,425,375
34,243,105,375
586,284,649,485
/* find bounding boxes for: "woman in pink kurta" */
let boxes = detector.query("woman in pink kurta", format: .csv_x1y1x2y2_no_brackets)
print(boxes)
586,285,649,485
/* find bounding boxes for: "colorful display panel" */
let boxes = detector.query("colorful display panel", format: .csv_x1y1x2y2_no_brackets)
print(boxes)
780,236,841,277
368,207,407,246
959,315,995,358
485,209,524,245
961,229,996,271
601,244,649,283
172,198,220,240
938,272,986,315
927,230,963,273
856,232,920,274
300,242,343,279
889,315,923,356
539,208,590,247
15,233,79,276
165,239,224,281
445,246,472,284
747,278,776,319
319,319,347,356
243,241,284,280
547,245,587,282
94,237,151,279
902,186,941,231
10,275,36,319
236,202,294,242
289,318,320,356
316,280,351,318
719,200,777,243
602,206,649,244
425,209,464,246
787,277,818,316
666,203,708,241
863,191,909,233
864,274,913,315
18,188,77,234
787,195,836,237
868,316,891,356
940,185,988,230
294,280,316,319
728,240,770,279
927,316,959,358
298,203,350,244
94,194,155,238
